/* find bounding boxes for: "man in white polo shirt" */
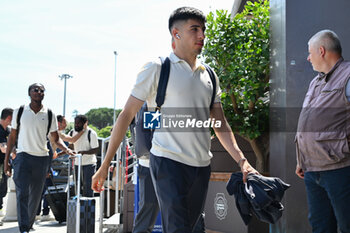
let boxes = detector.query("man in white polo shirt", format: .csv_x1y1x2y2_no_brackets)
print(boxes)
92,7,258,233
4,83,74,233
70,114,99,197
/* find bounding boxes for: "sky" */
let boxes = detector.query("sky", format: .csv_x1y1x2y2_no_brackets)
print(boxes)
0,0,233,122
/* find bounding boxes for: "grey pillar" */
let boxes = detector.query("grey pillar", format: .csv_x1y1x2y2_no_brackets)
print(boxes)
270,0,350,232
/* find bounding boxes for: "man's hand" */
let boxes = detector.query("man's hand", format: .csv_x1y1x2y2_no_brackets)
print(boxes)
240,159,259,183
4,162,12,177
65,148,75,156
0,143,6,153
91,165,108,192
295,165,304,179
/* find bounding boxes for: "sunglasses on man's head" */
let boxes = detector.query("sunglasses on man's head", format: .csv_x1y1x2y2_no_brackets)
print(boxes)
32,87,45,93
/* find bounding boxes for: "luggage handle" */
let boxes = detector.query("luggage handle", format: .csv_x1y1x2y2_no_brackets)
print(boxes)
68,154,82,233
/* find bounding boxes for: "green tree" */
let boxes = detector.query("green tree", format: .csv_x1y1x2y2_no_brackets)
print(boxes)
203,0,270,172
98,125,113,138
65,121,74,134
85,107,121,129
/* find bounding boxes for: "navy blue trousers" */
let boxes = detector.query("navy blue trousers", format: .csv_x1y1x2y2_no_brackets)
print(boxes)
36,177,53,216
13,152,50,232
75,164,96,197
150,154,210,233
304,165,350,233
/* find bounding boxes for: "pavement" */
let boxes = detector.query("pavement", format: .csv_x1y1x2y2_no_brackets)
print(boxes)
0,195,122,233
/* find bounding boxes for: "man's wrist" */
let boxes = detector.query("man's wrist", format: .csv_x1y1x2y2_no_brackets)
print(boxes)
238,157,247,168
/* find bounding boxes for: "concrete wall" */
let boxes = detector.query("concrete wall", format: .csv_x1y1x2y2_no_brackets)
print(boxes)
270,0,350,232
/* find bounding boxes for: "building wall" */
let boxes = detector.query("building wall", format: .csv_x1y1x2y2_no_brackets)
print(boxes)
270,0,350,232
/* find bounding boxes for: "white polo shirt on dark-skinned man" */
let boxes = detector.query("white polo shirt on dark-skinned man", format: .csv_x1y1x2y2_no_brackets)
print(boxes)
12,105,58,156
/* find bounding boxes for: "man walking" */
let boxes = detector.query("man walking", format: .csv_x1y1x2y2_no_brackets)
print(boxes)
70,115,99,197
92,7,257,233
4,83,74,233
295,30,350,232
0,108,13,223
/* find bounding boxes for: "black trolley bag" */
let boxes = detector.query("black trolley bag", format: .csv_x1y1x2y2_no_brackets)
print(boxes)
67,154,96,233
44,171,72,223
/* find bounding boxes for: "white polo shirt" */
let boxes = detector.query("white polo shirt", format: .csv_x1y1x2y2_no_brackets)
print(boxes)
12,105,58,156
131,52,221,167
71,127,99,166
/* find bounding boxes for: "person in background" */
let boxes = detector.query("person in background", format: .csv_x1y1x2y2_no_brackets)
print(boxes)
295,29,350,232
0,107,13,225
70,115,99,197
4,83,74,233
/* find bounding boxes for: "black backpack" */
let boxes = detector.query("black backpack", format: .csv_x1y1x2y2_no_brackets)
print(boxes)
134,57,217,158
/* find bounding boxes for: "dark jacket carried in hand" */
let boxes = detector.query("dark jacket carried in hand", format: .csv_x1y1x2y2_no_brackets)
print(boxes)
226,172,290,225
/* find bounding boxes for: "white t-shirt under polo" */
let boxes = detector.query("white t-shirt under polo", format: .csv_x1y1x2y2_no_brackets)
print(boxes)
71,127,99,166
131,52,222,167
12,105,58,156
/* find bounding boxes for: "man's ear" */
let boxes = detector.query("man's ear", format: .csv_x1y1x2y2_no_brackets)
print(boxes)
172,28,179,39
319,46,326,57
6,116,12,124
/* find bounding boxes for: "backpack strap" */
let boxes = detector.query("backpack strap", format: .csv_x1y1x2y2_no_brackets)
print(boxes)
88,129,91,144
69,130,73,137
47,108,52,136
203,64,217,109
16,105,25,138
155,57,171,110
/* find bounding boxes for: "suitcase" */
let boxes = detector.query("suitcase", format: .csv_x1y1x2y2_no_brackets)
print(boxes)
45,183,68,223
66,154,96,233
67,197,96,233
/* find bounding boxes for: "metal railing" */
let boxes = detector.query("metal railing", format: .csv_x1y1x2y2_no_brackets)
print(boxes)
98,136,136,233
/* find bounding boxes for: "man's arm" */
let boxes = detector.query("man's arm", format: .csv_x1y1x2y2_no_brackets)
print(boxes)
92,95,144,192
59,122,87,143
210,102,258,182
4,129,17,176
78,147,99,155
50,131,74,155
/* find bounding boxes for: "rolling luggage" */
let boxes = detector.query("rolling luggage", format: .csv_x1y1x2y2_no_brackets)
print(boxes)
45,173,74,223
67,154,96,233
45,183,67,223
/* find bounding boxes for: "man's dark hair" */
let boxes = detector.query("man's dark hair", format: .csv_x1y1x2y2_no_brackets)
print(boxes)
168,7,206,33
57,115,65,123
28,83,45,95
75,114,88,124
1,108,13,120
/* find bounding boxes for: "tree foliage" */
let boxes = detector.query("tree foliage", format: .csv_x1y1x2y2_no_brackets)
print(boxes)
203,0,270,171
85,107,121,129
98,125,113,138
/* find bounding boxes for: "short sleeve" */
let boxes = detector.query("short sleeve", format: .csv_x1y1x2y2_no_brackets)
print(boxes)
49,112,58,132
213,71,222,103
90,130,99,149
11,108,19,130
131,60,161,101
